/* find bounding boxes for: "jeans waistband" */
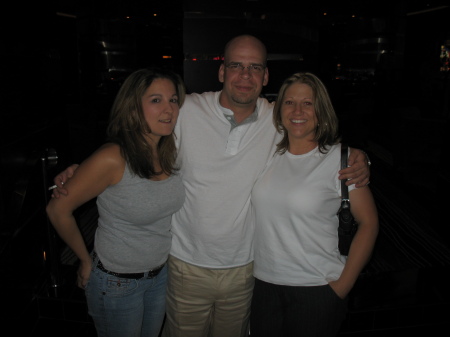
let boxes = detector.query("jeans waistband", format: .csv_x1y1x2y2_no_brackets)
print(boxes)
92,251,165,279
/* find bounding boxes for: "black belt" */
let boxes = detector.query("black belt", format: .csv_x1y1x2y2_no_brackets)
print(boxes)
93,252,165,279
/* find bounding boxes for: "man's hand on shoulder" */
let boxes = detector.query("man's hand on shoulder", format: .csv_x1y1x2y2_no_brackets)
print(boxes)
339,147,371,188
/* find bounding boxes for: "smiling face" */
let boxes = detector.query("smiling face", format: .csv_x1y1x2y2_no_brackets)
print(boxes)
280,82,318,151
218,35,269,112
142,78,180,145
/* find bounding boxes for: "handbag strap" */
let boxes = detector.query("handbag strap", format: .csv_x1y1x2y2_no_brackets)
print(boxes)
341,143,349,201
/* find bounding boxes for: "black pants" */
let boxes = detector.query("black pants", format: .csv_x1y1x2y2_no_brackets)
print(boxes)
250,278,348,337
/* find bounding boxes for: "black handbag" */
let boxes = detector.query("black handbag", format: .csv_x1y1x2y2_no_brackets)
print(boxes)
337,144,358,256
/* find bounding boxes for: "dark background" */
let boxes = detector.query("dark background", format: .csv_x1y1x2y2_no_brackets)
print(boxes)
2,0,449,161
1,1,449,335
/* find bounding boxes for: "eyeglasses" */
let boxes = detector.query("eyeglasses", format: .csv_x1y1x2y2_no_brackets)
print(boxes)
225,63,266,74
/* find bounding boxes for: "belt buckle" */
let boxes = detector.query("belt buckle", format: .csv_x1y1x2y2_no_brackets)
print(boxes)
147,264,164,278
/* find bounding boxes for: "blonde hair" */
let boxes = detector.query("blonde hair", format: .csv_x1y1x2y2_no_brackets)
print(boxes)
273,72,340,154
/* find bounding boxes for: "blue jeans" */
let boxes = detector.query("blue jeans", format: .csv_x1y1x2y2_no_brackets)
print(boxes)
85,257,168,337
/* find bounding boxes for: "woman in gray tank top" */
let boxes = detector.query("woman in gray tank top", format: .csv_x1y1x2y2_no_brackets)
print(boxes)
46,67,186,337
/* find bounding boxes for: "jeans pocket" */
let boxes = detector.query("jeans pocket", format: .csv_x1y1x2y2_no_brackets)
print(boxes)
105,276,137,297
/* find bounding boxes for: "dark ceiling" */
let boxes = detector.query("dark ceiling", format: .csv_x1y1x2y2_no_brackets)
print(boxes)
50,0,449,19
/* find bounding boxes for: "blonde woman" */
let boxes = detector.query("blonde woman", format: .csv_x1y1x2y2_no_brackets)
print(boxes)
251,72,378,337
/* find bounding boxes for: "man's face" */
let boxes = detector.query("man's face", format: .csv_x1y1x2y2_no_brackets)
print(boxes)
218,37,269,111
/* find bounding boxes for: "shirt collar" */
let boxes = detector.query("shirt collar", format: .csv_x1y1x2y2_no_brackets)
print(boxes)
218,95,259,130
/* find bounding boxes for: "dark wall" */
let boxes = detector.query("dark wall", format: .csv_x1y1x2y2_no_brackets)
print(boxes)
1,4,68,230
1,2,185,226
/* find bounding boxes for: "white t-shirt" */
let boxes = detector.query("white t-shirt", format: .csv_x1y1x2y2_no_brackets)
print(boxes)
251,144,355,286
170,91,280,268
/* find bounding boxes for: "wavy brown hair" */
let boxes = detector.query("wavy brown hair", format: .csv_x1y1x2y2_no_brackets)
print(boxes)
273,72,340,155
106,67,186,178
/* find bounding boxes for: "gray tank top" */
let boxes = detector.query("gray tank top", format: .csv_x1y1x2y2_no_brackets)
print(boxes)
94,164,185,273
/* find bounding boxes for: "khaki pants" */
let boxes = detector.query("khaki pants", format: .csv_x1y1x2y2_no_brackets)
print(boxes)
162,255,254,337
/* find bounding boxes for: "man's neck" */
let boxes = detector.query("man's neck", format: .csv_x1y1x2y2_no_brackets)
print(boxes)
219,93,257,124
